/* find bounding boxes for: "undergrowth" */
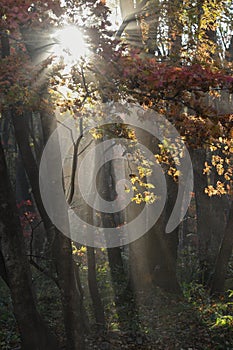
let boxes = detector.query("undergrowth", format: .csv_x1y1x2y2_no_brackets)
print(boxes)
0,271,233,350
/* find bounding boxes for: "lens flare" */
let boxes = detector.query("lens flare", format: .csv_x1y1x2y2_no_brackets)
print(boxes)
53,26,87,60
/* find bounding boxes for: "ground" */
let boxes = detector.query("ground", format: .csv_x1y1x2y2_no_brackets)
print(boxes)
1,267,233,350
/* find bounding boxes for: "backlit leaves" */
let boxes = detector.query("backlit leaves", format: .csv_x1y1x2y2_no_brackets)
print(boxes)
204,136,233,196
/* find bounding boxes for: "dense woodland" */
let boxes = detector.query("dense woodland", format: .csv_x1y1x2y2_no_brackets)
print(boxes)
0,0,233,349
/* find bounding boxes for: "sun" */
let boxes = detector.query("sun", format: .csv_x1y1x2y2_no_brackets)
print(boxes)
53,26,88,61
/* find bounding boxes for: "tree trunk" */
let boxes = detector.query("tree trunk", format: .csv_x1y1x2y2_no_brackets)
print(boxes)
11,110,51,229
100,156,125,283
0,249,8,285
210,201,233,294
54,232,86,349
168,0,183,60
40,109,87,349
97,137,138,328
128,128,181,294
12,109,86,350
118,0,144,47
87,246,105,328
153,172,181,293
0,139,60,350
192,149,228,284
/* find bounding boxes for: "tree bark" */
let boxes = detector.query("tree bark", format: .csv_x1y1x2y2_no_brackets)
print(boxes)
210,201,233,294
0,139,60,350
128,128,181,294
11,110,51,228
12,109,86,350
40,109,87,349
0,249,8,285
54,232,86,349
87,246,105,328
118,0,144,47
192,149,228,284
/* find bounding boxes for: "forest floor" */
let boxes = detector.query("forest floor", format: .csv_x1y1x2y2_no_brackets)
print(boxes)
84,287,233,350
0,269,233,350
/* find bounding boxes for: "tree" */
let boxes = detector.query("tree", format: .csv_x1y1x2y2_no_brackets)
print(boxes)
0,139,60,350
104,0,233,293
210,200,233,294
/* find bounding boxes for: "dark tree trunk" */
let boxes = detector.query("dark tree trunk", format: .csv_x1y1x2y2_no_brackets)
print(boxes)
54,232,86,350
102,158,125,282
154,172,181,293
16,154,32,204
40,109,87,350
97,138,138,328
0,139,60,350
12,109,86,350
107,247,125,281
192,149,228,285
96,140,125,284
11,110,51,228
210,201,233,294
0,249,8,286
87,246,105,328
128,129,181,294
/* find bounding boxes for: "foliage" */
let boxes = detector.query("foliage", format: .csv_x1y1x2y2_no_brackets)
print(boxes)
16,199,39,237
183,282,233,330
204,136,233,196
